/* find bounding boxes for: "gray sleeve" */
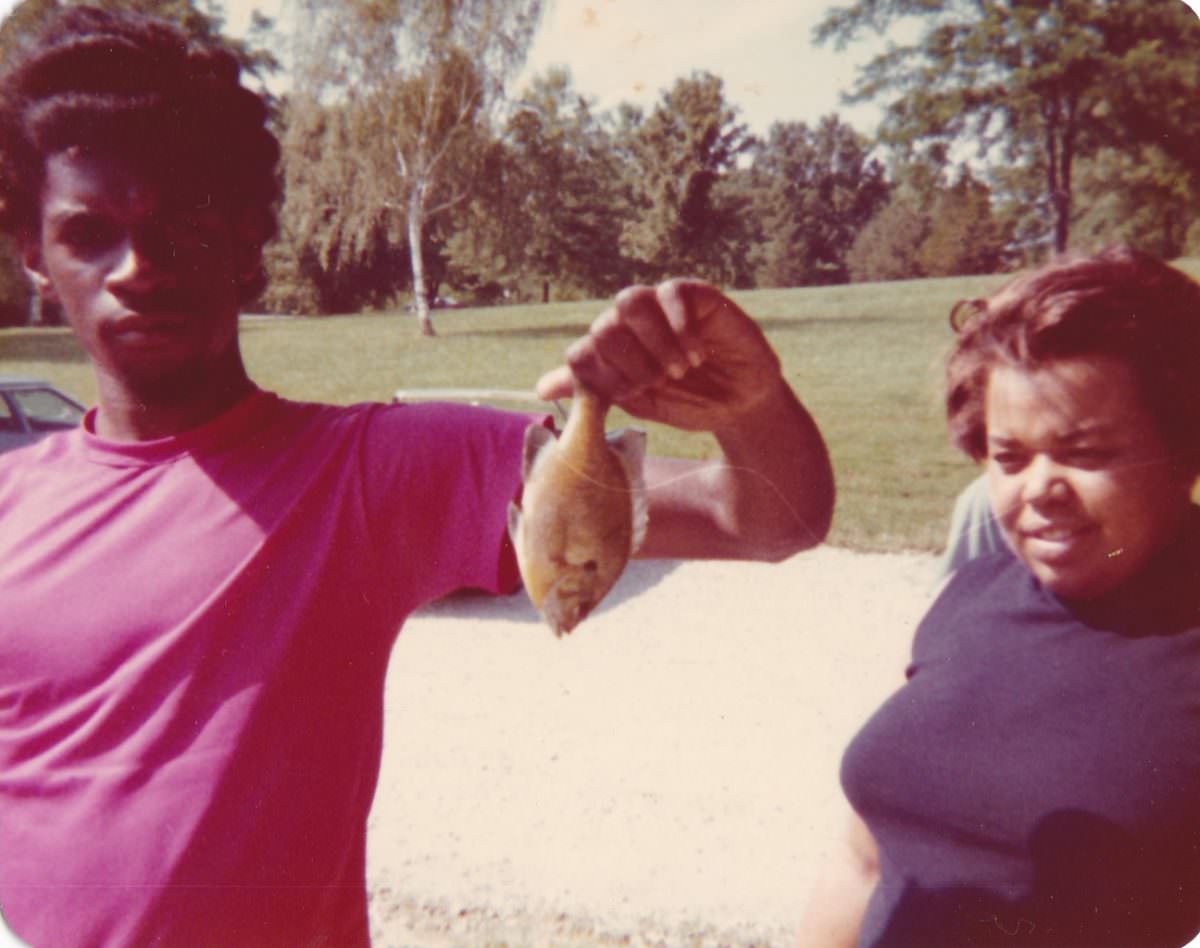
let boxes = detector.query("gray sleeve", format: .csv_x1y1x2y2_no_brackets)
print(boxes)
936,474,1008,580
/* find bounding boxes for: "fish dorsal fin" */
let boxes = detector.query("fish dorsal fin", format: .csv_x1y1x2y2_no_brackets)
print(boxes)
607,426,648,554
521,421,557,481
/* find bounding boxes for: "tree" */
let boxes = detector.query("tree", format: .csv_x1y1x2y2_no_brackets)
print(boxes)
845,196,930,283
915,166,1012,276
816,0,1200,256
1069,145,1200,260
445,67,632,303
846,162,1012,282
287,0,545,335
0,0,280,82
749,116,889,286
619,72,753,283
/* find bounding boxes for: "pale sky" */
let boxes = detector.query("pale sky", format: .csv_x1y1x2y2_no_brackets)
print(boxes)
513,0,885,133
0,0,891,135
3,0,1198,136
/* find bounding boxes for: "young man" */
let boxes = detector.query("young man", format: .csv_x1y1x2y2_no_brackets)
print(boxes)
0,8,834,947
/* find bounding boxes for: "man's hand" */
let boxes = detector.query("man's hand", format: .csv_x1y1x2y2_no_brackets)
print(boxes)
534,278,834,561
536,279,783,433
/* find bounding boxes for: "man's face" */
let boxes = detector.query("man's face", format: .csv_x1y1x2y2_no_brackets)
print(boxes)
25,148,245,394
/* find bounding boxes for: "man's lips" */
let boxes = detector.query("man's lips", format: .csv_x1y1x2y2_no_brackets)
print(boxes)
110,313,189,344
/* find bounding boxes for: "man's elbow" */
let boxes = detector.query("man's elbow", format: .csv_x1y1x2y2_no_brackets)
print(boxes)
739,483,836,562
760,510,834,562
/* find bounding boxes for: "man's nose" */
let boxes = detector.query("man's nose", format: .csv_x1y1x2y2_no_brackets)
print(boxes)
106,230,177,295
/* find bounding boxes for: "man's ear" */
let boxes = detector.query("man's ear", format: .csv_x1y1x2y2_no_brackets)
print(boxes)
19,237,58,304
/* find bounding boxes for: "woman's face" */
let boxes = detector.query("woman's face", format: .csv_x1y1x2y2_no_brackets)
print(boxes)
985,355,1192,600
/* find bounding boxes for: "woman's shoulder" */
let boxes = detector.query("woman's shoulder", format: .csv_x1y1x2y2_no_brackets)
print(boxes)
911,552,1047,663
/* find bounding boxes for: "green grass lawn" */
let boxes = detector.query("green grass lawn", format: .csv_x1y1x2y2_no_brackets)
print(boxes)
0,270,1056,553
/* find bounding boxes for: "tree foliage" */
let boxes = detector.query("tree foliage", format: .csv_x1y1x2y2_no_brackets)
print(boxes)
618,72,753,283
285,0,545,334
444,67,631,303
1070,144,1200,260
748,116,889,286
915,167,1012,276
845,196,930,283
816,0,1200,256
847,162,1011,282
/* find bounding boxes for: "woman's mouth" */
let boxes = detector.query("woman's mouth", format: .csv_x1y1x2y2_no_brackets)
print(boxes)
1019,522,1097,560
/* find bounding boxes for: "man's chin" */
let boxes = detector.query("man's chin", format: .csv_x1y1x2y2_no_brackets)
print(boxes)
111,349,246,403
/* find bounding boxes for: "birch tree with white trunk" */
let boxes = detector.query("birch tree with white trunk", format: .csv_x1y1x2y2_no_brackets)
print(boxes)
286,0,545,335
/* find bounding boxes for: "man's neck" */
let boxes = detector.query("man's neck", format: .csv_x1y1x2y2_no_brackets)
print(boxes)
92,358,256,442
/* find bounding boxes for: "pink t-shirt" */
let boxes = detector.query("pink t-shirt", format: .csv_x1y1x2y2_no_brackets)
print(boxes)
0,390,532,947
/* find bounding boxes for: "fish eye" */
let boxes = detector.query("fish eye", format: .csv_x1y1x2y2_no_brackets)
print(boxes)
583,560,598,573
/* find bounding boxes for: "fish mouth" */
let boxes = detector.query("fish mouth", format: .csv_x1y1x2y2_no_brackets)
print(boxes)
542,597,592,637
540,584,598,637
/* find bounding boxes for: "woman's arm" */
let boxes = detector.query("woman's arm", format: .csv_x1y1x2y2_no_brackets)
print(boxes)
799,810,879,947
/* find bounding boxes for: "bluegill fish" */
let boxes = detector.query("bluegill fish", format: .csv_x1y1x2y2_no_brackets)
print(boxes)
508,389,647,636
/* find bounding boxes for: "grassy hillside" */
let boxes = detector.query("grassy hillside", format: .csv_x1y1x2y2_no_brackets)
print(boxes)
0,269,1078,552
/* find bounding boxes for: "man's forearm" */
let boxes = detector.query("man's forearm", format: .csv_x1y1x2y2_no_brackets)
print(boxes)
638,381,834,560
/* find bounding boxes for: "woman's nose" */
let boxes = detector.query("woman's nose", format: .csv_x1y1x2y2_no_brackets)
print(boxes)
1024,454,1073,506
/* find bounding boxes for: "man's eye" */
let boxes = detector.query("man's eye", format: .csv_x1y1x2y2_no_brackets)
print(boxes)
163,212,220,250
59,216,119,253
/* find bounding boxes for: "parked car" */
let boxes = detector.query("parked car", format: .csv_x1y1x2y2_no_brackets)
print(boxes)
0,377,86,454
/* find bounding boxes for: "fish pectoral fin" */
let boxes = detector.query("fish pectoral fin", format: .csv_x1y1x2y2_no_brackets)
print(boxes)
521,421,558,480
607,426,649,554
506,500,523,544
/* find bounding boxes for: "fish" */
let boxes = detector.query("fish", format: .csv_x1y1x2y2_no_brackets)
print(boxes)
508,387,648,636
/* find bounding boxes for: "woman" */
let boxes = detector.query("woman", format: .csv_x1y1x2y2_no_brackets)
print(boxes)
808,247,1200,947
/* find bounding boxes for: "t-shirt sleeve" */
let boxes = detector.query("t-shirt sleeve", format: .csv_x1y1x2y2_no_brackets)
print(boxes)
358,401,547,611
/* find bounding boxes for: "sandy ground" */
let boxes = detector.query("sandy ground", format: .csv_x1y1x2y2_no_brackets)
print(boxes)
364,548,940,947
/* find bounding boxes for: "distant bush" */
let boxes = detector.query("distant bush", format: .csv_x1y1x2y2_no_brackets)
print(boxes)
0,237,34,327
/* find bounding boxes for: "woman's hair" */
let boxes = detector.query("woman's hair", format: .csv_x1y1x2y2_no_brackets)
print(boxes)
0,5,280,301
946,246,1200,474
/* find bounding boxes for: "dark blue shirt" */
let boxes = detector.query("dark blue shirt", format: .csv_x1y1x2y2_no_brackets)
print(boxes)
843,511,1200,946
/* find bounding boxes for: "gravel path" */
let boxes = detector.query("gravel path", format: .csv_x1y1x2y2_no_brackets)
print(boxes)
366,548,940,946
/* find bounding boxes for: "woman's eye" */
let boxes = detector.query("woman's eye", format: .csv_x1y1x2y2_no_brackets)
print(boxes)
990,451,1026,472
1063,448,1112,469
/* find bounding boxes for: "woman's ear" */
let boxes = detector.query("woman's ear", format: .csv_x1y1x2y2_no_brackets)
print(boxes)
20,237,58,304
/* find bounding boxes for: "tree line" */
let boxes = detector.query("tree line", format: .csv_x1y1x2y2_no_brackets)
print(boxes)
1,0,1199,333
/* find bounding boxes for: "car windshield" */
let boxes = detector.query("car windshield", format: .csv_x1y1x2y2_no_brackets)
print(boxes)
10,388,85,431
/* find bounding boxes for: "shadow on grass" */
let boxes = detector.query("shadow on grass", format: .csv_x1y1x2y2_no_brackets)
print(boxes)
0,331,87,364
438,314,903,343
417,558,682,627
754,314,897,332
447,322,591,341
